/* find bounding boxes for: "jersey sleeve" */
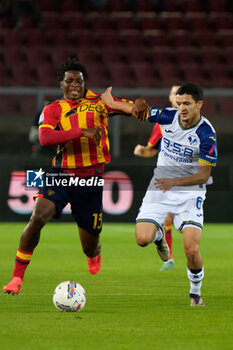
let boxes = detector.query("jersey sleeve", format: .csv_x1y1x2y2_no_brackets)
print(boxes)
147,123,162,147
199,135,217,166
196,123,218,166
106,96,134,116
38,103,59,129
148,107,177,125
38,102,82,147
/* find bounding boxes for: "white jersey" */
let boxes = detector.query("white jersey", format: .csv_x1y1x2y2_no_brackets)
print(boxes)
136,107,218,231
149,107,218,191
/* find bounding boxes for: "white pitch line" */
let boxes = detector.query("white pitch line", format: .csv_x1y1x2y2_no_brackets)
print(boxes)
2,293,159,296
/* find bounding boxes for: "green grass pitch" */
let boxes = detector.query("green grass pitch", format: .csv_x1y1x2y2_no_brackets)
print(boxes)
0,222,233,350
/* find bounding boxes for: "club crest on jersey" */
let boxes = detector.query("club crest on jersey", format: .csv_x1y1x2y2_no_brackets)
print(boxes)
150,108,158,116
188,135,198,145
47,189,55,196
38,113,44,125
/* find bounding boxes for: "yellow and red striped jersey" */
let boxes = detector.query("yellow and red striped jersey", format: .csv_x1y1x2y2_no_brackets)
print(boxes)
39,89,132,175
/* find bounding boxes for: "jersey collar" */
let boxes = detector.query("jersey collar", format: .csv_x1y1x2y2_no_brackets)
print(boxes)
178,114,202,130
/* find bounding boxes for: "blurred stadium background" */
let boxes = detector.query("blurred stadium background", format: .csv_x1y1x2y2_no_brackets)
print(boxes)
0,0,232,222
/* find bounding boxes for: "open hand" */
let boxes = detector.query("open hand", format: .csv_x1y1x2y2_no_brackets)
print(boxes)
154,178,178,192
100,86,114,107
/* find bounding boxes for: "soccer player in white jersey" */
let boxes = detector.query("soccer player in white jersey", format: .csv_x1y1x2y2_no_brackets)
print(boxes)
101,83,217,306
133,84,181,271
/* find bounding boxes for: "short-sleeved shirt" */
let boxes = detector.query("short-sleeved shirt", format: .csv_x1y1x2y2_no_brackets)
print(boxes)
148,107,217,190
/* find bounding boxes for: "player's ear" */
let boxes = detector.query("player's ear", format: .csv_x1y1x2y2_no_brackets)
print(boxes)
198,100,203,109
59,81,63,89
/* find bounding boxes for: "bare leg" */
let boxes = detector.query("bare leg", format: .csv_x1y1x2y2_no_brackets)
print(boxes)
78,227,102,274
78,227,101,258
135,221,170,261
19,197,56,251
135,222,158,247
183,226,204,304
3,197,56,293
183,226,203,270
163,213,173,226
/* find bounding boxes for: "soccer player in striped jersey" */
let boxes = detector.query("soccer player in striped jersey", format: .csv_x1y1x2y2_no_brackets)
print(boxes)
3,58,147,295
101,83,217,306
133,84,181,271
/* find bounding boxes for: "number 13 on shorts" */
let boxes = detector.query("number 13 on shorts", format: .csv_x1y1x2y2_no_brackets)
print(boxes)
92,213,102,230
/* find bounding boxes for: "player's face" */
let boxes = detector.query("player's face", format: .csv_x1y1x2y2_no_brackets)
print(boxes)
60,71,85,100
176,94,203,126
169,85,180,108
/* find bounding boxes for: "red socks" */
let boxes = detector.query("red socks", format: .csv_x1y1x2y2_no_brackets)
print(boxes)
13,249,33,280
165,225,172,260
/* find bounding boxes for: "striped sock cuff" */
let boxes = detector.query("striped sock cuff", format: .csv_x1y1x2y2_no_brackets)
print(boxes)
187,267,204,283
165,225,171,234
16,249,33,264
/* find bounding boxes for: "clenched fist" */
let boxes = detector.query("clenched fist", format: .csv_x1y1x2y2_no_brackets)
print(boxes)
82,127,105,146
132,98,149,122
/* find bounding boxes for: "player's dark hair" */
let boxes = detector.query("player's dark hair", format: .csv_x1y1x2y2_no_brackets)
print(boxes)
176,83,203,102
172,82,183,87
57,58,88,82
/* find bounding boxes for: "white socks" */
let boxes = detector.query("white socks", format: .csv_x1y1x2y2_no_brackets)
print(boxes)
152,227,163,243
187,267,204,296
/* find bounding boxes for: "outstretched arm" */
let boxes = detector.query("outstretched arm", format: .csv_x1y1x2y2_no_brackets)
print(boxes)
134,144,158,158
101,87,133,114
101,87,148,121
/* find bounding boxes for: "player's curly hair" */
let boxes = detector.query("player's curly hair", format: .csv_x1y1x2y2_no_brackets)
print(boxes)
57,58,88,82
176,83,203,102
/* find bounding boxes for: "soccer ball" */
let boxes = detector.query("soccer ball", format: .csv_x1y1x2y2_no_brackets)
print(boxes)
53,281,86,312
